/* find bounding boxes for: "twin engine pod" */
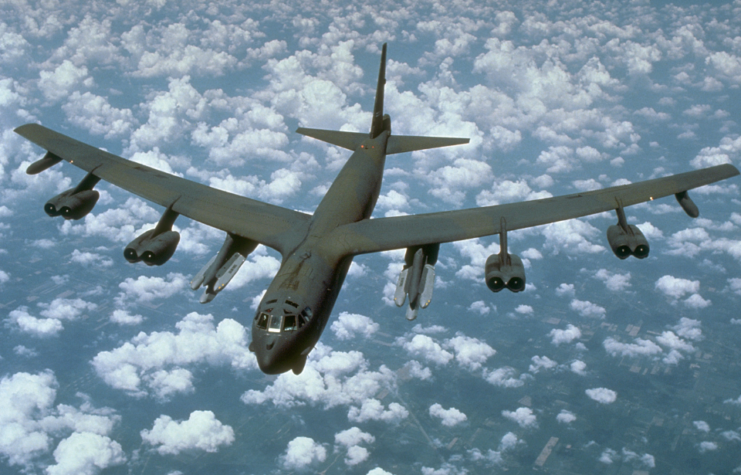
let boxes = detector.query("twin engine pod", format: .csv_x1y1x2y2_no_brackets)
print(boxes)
485,253,526,293
45,189,100,220
606,224,649,259
485,217,526,293
124,229,180,266
124,204,180,266
44,171,101,220
606,204,649,260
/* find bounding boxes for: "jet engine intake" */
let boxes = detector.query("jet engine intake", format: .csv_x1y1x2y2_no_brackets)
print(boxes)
191,233,257,303
606,204,649,259
124,230,180,266
44,171,101,220
606,224,649,259
124,204,180,266
485,253,526,293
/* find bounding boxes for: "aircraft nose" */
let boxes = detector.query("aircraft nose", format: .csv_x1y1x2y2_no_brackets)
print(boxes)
256,337,291,374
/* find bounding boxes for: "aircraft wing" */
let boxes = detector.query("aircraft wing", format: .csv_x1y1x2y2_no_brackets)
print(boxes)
329,164,739,256
14,124,310,254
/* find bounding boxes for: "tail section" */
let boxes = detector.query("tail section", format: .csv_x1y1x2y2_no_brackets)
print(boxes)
369,43,387,138
295,43,469,153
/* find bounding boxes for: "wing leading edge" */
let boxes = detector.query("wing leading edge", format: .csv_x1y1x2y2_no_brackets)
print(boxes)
14,123,310,255
329,164,740,256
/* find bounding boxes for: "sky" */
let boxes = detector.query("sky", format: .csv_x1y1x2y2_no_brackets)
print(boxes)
2,0,741,474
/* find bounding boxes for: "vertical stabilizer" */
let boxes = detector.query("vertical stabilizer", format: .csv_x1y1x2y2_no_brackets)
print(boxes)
369,43,387,138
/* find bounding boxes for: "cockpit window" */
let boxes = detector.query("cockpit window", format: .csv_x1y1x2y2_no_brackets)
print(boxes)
268,315,282,333
298,307,312,329
284,314,297,331
256,313,269,330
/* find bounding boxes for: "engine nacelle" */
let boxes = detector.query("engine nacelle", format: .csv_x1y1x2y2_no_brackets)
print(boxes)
606,224,649,260
485,253,526,293
124,230,180,266
44,189,100,220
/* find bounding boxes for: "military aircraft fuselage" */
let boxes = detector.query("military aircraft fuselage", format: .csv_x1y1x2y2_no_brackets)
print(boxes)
251,131,389,374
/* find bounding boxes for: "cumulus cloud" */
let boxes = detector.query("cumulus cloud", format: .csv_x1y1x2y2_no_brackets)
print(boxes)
603,337,662,358
594,269,631,291
8,298,97,337
115,273,187,306
46,432,125,475
529,355,557,373
585,387,617,404
483,367,525,388
0,370,122,473
242,344,407,423
396,334,454,366
570,360,587,376
557,410,576,424
92,312,256,397
334,427,374,466
655,275,699,299
141,411,234,455
331,312,379,340
281,437,326,470
429,404,467,427
570,299,606,318
549,324,581,345
502,407,537,428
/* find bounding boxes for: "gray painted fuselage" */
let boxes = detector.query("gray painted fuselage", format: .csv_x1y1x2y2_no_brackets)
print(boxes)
252,131,389,374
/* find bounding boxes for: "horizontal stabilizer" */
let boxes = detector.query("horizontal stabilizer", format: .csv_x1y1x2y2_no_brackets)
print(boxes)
296,128,367,151
386,135,469,155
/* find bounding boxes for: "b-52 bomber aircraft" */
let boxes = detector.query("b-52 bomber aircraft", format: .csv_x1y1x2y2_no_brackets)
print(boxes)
16,44,739,375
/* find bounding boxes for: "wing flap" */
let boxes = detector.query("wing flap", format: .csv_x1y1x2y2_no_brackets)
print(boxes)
386,136,470,155
15,124,310,253
330,164,739,256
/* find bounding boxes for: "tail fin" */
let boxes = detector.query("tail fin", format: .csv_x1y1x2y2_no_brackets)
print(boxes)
369,43,387,139
296,43,470,153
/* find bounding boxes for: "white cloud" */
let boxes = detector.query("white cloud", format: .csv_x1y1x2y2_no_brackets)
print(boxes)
0,370,122,472
46,432,125,475
542,220,605,255
443,334,496,371
141,411,234,455
529,355,557,373
109,310,144,326
92,312,256,397
570,299,606,318
8,298,97,337
331,312,379,340
483,367,525,388
693,420,710,432
502,407,537,428
69,250,113,267
698,441,718,453
347,399,409,424
585,387,617,404
396,334,454,366
570,360,587,376
38,60,92,101
281,437,326,470
556,410,576,424
655,275,700,299
115,273,187,305
594,269,631,291
429,404,467,427
603,337,662,358
549,324,581,345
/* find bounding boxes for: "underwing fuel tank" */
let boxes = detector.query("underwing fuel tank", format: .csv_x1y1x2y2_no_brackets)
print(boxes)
394,244,439,320
191,233,257,303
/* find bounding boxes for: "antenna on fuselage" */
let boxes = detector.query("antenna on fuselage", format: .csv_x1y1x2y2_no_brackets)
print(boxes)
369,43,387,139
